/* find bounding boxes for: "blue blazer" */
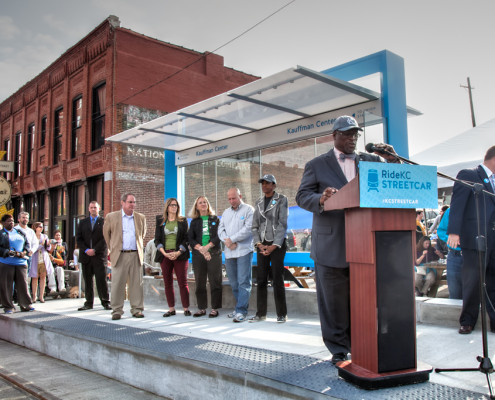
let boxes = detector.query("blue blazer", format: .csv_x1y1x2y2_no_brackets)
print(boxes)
296,150,381,268
448,165,495,250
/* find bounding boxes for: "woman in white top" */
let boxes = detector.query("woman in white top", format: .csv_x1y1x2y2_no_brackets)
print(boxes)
28,222,53,302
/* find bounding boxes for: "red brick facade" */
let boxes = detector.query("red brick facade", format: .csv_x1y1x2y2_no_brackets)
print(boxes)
0,15,258,254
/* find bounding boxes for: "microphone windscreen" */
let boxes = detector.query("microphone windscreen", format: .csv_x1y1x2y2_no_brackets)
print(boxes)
365,143,375,153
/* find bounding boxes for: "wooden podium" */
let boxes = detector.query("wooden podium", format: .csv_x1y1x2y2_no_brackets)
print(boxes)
324,176,432,389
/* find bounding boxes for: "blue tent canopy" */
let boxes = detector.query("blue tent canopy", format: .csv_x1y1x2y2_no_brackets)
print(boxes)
288,206,313,231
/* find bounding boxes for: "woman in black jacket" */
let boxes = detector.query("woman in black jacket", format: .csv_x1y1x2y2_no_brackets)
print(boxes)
155,198,191,317
187,196,222,318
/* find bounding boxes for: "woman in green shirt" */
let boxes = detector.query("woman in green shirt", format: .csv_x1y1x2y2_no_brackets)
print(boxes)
188,196,222,318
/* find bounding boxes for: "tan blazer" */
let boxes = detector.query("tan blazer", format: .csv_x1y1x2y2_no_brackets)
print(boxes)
103,210,147,266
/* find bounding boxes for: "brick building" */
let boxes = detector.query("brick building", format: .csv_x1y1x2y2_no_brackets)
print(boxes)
0,15,258,255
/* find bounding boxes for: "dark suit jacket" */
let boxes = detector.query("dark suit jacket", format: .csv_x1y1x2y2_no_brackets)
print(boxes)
296,150,381,268
188,215,221,256
76,216,108,266
448,165,495,250
154,216,190,262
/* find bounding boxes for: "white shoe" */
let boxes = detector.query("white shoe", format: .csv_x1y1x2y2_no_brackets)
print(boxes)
227,311,236,318
233,313,247,323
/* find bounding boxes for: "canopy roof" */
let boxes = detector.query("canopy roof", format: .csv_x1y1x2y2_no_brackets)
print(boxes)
412,118,495,188
107,66,420,152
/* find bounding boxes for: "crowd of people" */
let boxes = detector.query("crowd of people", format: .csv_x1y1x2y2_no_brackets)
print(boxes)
2,115,494,367
0,211,73,314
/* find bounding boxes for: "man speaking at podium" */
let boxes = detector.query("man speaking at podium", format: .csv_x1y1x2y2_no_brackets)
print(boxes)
296,115,399,364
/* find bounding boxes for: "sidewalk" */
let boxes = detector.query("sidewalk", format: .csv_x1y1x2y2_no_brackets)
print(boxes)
1,297,492,399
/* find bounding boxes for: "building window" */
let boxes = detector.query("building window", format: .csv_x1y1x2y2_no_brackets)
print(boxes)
53,107,63,165
14,131,21,179
26,123,35,175
92,82,106,151
41,116,47,146
3,139,10,180
51,186,67,239
71,96,83,159
88,175,104,210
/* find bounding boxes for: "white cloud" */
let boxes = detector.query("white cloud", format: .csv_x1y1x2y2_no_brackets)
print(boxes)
0,16,20,40
42,14,69,34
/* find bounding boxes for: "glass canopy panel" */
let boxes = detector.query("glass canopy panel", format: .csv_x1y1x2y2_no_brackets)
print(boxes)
107,66,384,151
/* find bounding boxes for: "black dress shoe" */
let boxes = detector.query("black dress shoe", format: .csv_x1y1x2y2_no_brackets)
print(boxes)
102,305,112,310
78,305,93,311
458,325,473,334
163,310,176,317
331,353,348,364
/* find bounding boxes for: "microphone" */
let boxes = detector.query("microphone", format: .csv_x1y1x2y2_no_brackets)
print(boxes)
365,143,388,154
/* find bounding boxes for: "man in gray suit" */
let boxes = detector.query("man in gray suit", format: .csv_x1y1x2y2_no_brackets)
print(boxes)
296,115,399,364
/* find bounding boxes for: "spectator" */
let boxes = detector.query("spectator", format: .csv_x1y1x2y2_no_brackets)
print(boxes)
14,211,37,278
155,198,191,317
103,193,147,320
301,229,312,251
218,188,254,323
28,222,52,303
188,196,222,318
415,236,445,297
143,239,161,276
47,239,66,293
437,208,462,299
416,210,427,242
249,174,288,323
428,205,449,235
0,214,34,313
76,201,111,311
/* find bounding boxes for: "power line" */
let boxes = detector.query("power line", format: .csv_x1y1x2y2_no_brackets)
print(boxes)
11,2,298,141
118,0,297,106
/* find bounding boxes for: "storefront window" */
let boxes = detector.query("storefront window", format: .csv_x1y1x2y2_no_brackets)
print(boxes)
182,137,337,251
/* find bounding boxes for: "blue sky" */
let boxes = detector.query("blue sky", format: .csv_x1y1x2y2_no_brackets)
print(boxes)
1,0,494,155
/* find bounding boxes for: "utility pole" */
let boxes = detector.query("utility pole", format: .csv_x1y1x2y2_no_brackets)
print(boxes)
460,77,476,127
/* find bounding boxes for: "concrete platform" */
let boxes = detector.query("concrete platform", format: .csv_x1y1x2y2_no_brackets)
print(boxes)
0,279,493,399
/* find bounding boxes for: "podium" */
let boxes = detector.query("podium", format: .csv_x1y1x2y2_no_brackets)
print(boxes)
324,164,436,389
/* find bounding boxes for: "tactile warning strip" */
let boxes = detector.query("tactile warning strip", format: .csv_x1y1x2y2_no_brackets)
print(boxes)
10,312,488,399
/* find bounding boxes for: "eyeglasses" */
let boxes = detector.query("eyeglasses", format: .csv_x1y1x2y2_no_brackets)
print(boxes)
336,131,361,140
169,204,178,207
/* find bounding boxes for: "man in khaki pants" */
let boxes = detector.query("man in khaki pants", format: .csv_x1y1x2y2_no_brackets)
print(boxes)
103,193,147,320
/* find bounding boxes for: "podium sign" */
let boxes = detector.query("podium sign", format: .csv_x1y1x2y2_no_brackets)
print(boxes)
358,162,438,209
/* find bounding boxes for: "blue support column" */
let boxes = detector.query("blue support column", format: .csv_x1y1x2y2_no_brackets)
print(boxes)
321,50,409,158
164,150,177,200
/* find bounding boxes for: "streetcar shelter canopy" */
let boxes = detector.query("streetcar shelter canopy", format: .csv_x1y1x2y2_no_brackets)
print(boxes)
107,65,420,164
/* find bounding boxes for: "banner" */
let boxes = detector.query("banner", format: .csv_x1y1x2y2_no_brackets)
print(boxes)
358,162,438,209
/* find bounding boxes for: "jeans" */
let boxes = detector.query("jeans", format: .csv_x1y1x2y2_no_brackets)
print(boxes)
447,250,463,299
225,252,253,315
